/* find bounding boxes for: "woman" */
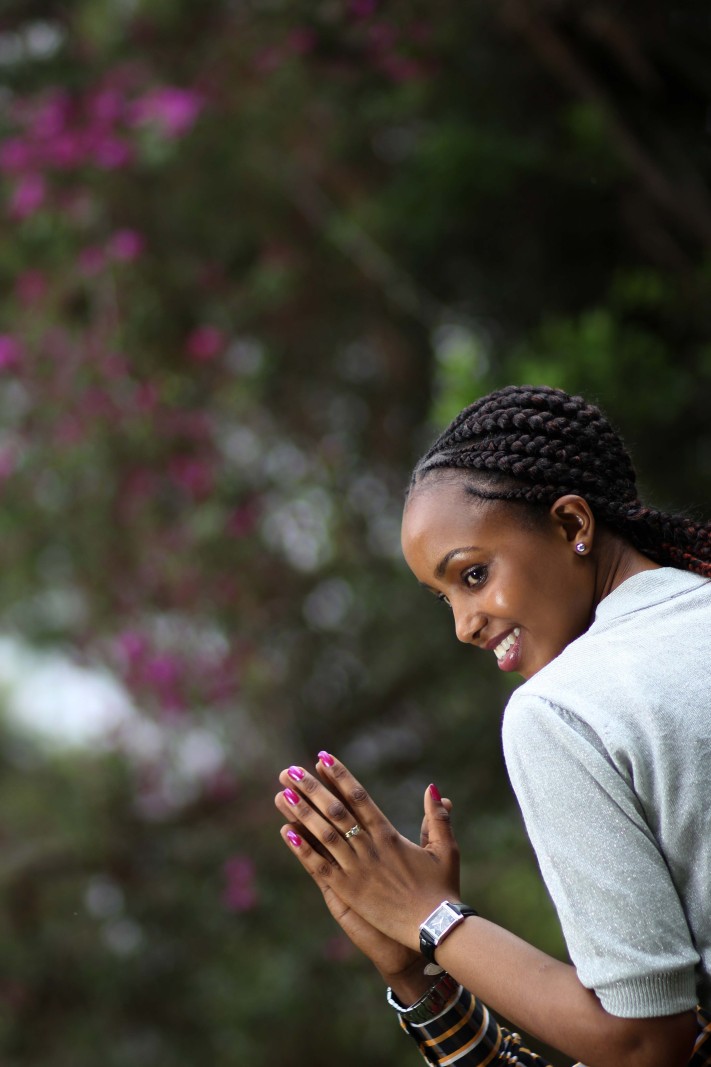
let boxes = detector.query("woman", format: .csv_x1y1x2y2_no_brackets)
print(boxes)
274,384,711,1067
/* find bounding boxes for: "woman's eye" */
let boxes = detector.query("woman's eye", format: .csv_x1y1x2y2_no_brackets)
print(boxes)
437,592,451,608
463,565,488,588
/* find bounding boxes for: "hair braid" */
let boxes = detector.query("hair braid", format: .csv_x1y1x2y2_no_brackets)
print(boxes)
411,385,711,578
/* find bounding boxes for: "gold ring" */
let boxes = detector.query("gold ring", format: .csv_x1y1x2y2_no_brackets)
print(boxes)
344,824,362,840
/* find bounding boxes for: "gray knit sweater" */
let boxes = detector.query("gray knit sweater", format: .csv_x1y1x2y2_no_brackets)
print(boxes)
502,567,711,1018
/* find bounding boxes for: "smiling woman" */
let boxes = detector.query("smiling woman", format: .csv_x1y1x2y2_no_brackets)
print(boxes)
276,385,711,1067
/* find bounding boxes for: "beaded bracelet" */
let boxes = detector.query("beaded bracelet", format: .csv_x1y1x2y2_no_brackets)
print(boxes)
386,971,460,1025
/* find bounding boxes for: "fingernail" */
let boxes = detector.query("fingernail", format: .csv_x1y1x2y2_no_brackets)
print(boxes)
286,830,302,847
288,766,305,782
284,787,300,806
318,750,334,767
429,783,442,802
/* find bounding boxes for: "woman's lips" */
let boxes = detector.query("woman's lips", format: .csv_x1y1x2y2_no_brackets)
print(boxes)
488,627,522,672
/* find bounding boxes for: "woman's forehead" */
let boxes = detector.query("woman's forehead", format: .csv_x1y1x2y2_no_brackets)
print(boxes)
403,477,495,542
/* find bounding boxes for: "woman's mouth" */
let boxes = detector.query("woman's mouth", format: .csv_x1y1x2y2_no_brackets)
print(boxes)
492,627,521,672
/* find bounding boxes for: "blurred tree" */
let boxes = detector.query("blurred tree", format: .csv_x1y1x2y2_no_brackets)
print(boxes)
0,1,709,1064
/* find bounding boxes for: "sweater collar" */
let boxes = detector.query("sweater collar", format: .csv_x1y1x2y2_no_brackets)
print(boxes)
593,566,709,626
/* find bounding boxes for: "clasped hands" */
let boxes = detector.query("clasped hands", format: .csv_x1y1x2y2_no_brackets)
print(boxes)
274,751,461,969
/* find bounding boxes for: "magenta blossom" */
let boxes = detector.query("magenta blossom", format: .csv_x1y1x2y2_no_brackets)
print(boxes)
0,446,17,481
144,653,180,689
8,174,46,219
350,0,378,17
222,855,258,913
15,270,47,305
116,630,150,667
0,137,35,173
28,90,70,140
170,456,214,498
0,335,22,370
109,228,145,262
287,28,317,54
185,325,225,362
92,135,133,170
130,87,204,138
46,130,87,170
78,246,105,276
88,87,125,126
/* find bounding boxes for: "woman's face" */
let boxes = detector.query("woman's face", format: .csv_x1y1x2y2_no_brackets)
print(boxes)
401,476,597,679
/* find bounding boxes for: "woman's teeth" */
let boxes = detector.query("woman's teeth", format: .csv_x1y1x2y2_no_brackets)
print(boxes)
494,627,520,661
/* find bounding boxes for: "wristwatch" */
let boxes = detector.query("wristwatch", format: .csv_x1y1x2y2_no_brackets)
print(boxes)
419,900,478,964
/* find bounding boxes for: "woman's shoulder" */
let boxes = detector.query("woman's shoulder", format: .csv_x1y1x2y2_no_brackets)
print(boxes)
504,567,711,759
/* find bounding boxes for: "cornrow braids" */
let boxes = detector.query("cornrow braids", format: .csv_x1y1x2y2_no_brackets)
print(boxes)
411,385,711,578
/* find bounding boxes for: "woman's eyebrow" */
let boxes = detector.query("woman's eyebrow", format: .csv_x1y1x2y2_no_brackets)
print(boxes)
435,546,481,579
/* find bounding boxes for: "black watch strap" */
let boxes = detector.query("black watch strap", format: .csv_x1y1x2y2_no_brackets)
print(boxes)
419,901,478,964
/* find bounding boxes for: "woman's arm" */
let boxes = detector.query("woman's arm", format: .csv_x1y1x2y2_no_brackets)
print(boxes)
434,914,697,1067
275,756,697,1067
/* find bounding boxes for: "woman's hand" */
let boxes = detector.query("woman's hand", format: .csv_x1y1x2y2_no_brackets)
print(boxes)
274,753,461,956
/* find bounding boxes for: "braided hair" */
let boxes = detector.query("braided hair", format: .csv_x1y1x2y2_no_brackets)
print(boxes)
411,384,711,577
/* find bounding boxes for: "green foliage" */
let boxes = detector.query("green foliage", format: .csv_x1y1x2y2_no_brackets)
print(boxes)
0,1,709,1064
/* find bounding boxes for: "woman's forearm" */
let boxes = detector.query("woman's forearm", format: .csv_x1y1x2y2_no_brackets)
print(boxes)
433,916,696,1067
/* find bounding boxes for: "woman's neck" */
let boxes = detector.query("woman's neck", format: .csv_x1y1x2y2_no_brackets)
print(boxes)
594,528,660,606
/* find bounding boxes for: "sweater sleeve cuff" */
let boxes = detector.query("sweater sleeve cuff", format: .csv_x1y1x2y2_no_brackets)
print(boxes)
596,967,698,1018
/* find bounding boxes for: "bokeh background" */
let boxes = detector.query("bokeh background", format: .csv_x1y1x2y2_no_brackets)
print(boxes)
0,2,710,1065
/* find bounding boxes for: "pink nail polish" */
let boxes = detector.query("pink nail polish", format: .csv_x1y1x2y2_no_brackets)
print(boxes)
284,787,300,806
318,750,334,767
286,830,302,847
288,766,305,782
429,783,442,802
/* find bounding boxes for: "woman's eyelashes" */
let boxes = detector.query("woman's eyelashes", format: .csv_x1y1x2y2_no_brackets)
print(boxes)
463,564,488,588
434,564,488,606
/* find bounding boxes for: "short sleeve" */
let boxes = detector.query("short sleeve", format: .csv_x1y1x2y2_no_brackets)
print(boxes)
502,694,699,1017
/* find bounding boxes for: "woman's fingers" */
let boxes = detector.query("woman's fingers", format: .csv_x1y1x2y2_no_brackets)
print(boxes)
277,821,340,885
279,756,389,834
274,777,363,868
314,752,391,835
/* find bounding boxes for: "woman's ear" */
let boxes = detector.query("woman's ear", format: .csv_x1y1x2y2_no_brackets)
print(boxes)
550,495,595,554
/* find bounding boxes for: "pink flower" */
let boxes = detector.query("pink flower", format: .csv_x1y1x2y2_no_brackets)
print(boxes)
380,54,426,83
78,245,105,276
15,270,47,305
88,87,125,126
102,352,129,379
135,382,159,414
350,0,378,16
252,47,283,75
0,446,17,481
8,173,46,219
28,91,70,140
142,653,185,715
92,135,133,170
185,325,224,362
144,654,180,688
227,501,259,538
170,456,214,498
46,130,87,169
131,87,204,138
287,28,317,54
109,228,145,262
116,630,149,666
222,855,258,913
0,335,22,370
0,137,35,173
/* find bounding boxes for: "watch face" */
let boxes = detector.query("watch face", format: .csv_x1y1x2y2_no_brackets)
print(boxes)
424,902,458,940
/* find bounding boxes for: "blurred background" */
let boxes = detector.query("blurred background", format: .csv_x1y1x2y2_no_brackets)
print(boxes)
0,1,710,1064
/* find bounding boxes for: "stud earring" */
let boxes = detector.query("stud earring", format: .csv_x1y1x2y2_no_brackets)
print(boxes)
575,542,586,554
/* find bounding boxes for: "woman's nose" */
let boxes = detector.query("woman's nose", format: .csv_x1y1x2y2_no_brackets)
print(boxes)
453,605,485,645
